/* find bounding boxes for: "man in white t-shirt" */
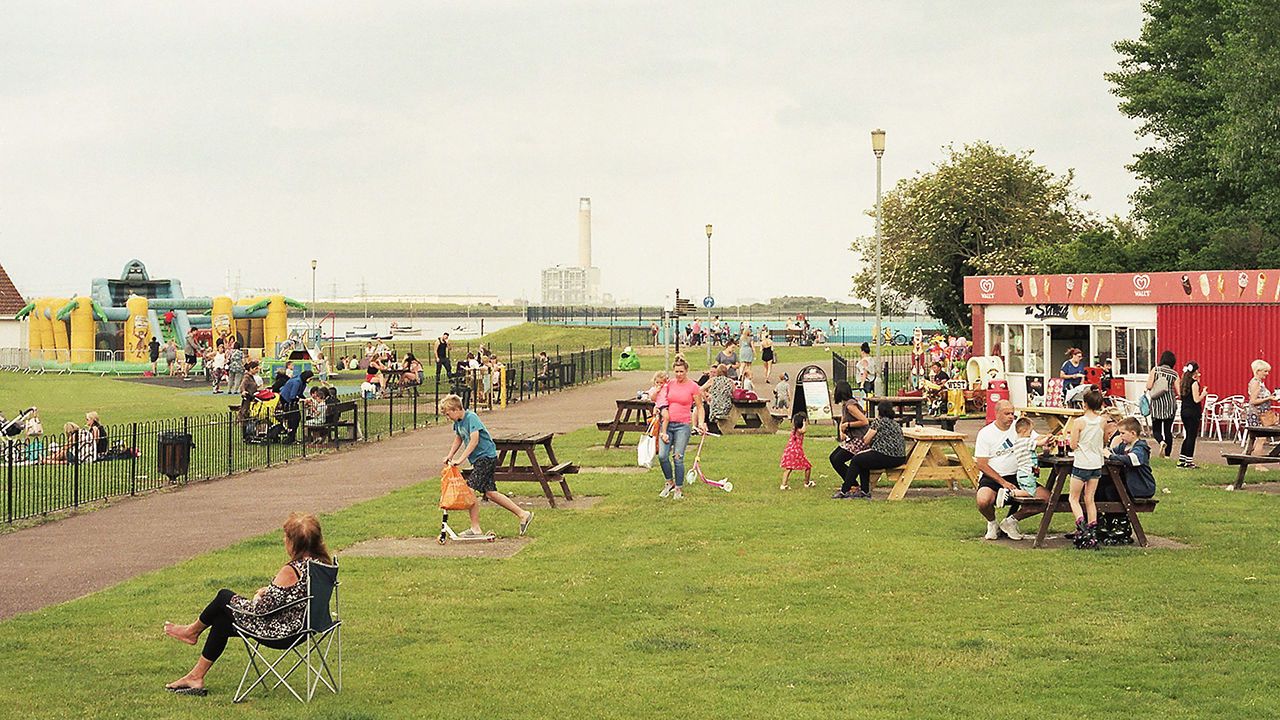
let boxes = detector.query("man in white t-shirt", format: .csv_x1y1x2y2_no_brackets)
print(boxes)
974,400,1051,540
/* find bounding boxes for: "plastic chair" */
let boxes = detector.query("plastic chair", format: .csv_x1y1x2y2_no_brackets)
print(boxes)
232,559,342,704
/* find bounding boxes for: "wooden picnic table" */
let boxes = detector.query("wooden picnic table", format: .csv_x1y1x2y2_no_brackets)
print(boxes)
865,395,926,425
597,398,654,448
1017,406,1083,434
715,399,780,435
1026,455,1157,548
918,414,984,432
482,432,579,507
876,427,980,500
1225,425,1280,488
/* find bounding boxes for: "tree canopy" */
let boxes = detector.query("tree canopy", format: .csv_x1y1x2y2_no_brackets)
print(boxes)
852,142,1090,333
1108,0,1280,268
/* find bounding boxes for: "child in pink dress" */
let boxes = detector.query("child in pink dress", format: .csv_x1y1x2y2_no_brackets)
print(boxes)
779,412,814,490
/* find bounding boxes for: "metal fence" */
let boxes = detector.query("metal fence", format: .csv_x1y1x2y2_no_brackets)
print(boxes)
2,346,613,524
831,349,915,394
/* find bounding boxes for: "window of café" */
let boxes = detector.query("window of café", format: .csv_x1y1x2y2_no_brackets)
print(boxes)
1006,324,1025,373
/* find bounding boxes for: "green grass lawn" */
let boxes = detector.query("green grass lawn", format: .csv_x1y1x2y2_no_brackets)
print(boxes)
2,422,1277,718
0,373,239,428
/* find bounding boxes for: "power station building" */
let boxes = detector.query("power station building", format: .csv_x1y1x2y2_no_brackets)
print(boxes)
541,198,602,305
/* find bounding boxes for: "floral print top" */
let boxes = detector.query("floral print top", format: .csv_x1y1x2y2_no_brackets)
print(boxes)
229,559,310,639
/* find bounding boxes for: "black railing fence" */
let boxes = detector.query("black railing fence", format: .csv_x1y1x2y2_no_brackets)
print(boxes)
831,349,915,394
2,346,612,524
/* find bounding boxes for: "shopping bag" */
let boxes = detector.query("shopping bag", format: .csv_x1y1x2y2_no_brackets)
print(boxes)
439,465,476,510
637,435,656,468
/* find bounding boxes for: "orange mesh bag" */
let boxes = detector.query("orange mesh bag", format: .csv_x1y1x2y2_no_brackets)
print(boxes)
439,465,476,510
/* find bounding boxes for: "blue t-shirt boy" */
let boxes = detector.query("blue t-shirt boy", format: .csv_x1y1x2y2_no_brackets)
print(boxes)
452,410,497,464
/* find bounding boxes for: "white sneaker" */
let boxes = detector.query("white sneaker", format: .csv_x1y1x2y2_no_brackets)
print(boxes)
999,516,1024,540
659,482,674,498
984,520,1000,540
672,488,684,500
995,487,1010,508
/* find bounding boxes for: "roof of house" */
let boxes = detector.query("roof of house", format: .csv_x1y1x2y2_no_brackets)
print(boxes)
0,262,27,315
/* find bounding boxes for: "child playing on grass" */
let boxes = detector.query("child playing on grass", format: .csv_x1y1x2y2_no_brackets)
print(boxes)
1067,389,1106,550
995,416,1046,508
440,394,534,537
779,411,814,490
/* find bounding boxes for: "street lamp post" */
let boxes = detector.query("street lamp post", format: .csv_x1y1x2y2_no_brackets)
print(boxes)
871,129,886,395
705,223,713,365
310,259,317,325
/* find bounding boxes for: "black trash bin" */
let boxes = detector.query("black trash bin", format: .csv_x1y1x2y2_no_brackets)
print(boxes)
157,431,194,481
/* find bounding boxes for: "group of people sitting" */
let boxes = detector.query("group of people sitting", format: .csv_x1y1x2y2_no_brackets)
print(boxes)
1,408,121,465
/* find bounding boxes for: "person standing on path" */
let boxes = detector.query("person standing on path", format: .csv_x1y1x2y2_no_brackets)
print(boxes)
739,331,755,377
760,335,775,383
1178,362,1206,468
441,394,534,537
856,342,875,395
657,357,707,500
435,333,451,380
1146,350,1180,458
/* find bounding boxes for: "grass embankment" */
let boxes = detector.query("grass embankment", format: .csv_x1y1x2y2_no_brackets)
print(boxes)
1,422,1276,718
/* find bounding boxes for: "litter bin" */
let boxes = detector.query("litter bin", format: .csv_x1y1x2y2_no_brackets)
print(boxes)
985,380,1009,423
157,431,194,481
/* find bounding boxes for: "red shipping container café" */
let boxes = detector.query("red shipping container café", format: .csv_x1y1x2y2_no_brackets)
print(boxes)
963,269,1280,407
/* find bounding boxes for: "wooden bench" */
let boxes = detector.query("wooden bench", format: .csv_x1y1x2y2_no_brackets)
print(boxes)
1223,453,1280,489
1020,458,1158,547
316,400,359,444
715,399,779,435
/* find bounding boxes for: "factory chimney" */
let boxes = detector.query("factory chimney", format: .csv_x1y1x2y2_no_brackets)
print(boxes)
578,197,592,269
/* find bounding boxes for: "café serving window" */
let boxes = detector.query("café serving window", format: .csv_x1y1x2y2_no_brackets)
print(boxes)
988,322,1155,377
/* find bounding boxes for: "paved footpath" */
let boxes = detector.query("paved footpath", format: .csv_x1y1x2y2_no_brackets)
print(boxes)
0,360,811,621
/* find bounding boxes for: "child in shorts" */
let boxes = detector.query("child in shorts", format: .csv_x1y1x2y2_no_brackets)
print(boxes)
303,386,328,445
440,394,533,537
996,417,1046,508
773,372,791,411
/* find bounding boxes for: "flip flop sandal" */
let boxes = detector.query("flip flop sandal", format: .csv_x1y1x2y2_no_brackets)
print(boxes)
167,686,208,696
519,511,534,536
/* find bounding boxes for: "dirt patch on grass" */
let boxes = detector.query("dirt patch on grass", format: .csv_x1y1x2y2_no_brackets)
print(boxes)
341,536,531,558
983,534,1191,551
1220,482,1280,495
500,495,602,510
580,466,649,475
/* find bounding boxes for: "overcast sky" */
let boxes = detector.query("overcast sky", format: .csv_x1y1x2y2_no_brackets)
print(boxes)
1,1,1145,306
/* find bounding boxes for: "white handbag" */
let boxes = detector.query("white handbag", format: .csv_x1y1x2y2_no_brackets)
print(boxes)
637,435,656,468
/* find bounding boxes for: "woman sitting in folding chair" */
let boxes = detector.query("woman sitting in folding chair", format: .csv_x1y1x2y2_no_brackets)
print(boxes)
162,512,331,696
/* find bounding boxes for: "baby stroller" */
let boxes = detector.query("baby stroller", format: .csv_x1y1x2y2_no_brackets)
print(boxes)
0,407,38,463
243,390,285,444
685,429,733,492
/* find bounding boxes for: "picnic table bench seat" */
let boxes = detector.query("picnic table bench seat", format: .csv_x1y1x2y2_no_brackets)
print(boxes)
714,399,780,435
319,400,360,444
1223,452,1280,489
1024,459,1158,547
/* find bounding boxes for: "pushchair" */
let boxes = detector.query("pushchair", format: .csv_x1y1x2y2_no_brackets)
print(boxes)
243,390,285,444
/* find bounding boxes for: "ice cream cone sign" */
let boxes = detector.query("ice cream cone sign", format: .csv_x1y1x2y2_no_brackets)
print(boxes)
1237,272,1248,297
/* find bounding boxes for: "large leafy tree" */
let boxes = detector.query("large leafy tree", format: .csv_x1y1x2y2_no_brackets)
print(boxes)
852,142,1089,333
1108,0,1280,268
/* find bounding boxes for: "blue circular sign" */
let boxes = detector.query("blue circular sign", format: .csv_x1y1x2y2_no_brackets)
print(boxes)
703,296,715,308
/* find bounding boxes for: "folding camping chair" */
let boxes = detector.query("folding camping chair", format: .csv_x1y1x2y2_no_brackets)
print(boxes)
232,558,342,704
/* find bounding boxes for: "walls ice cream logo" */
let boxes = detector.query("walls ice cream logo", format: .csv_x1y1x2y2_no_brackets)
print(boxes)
979,279,995,294
1132,274,1151,297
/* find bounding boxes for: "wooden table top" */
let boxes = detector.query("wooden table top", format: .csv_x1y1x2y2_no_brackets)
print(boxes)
492,432,554,445
1017,406,1084,417
1244,424,1280,438
867,395,926,404
615,398,655,408
903,427,967,441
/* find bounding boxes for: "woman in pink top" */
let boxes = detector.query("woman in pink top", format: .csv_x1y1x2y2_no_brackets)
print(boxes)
657,357,707,500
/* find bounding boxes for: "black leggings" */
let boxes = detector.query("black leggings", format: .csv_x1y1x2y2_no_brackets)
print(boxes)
1151,416,1175,456
199,589,237,663
844,451,907,495
829,447,855,484
1179,408,1202,462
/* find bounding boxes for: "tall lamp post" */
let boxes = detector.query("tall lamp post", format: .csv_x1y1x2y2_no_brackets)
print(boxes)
871,129,886,395
705,223,713,365
310,259,317,325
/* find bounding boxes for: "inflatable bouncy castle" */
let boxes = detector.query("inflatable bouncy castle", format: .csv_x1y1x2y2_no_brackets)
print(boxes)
14,260,306,372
